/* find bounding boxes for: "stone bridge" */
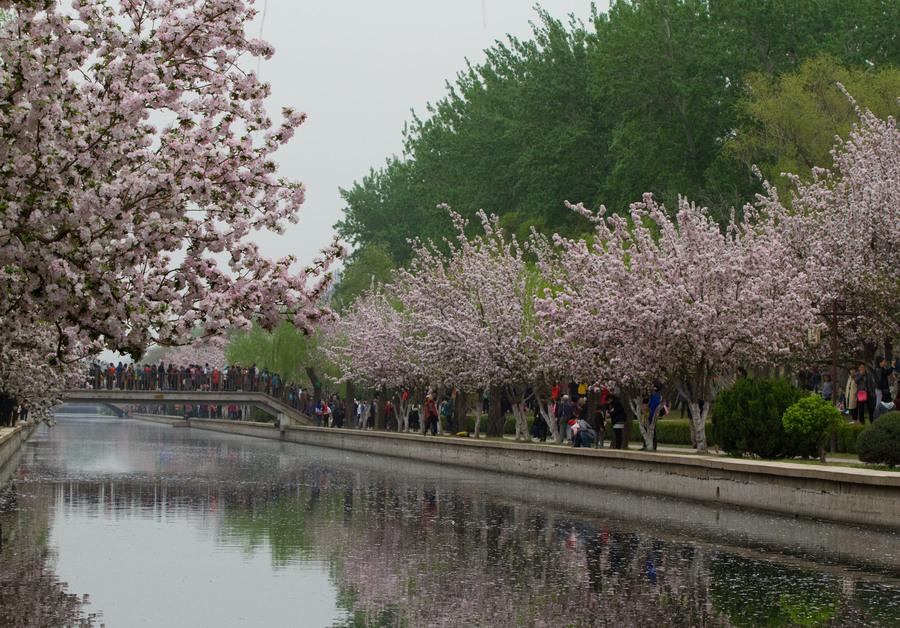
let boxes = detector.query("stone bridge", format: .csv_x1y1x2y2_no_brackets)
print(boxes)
56,389,313,426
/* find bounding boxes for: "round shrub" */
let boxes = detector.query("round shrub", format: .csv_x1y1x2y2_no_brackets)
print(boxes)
782,395,842,461
857,411,900,467
710,377,809,458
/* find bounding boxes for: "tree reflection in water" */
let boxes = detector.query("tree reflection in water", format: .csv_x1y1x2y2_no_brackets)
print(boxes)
0,483,100,628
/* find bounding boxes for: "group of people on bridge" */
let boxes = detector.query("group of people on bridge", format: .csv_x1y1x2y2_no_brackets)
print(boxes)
84,361,317,416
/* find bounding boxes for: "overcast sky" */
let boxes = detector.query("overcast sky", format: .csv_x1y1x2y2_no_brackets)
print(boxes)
251,0,606,268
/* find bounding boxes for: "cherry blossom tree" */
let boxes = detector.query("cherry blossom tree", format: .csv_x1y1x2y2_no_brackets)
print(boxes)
0,1,341,408
536,202,663,449
543,195,815,452
391,208,547,441
763,99,900,348
163,343,226,369
0,327,78,417
324,288,430,432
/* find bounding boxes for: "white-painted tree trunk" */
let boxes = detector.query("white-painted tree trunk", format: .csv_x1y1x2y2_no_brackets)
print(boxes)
511,401,528,441
629,396,657,451
392,393,411,433
687,401,708,453
535,396,562,443
472,394,484,439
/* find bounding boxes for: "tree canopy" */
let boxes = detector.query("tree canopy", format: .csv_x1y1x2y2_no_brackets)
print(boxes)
334,0,900,304
0,0,341,409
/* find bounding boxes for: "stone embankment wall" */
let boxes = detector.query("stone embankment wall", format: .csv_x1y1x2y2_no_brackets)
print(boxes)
0,423,36,486
144,416,900,530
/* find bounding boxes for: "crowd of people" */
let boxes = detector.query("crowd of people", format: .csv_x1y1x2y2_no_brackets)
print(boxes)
82,362,676,449
534,385,648,450
811,357,900,425
84,360,315,415
64,355,900,455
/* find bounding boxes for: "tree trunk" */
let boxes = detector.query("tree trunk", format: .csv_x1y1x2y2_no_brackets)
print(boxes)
586,391,600,436
629,396,656,451
306,367,321,409
487,384,504,437
455,389,468,435
472,392,484,438
375,386,386,430
393,392,411,432
511,399,528,441
345,380,354,407
535,395,561,443
688,401,709,453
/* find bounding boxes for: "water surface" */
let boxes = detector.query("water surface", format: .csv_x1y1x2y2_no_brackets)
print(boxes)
1,416,899,627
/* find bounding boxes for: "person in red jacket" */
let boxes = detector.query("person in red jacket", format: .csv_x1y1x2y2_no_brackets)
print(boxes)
423,394,439,436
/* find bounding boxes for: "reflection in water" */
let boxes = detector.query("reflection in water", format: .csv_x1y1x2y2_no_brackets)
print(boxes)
0,483,99,627
1,416,899,627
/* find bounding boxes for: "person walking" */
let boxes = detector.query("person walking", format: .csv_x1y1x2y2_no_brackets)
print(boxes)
845,367,858,417
853,364,872,424
423,394,439,436
315,399,329,427
608,393,627,450
555,395,573,442
333,398,345,428
875,356,894,417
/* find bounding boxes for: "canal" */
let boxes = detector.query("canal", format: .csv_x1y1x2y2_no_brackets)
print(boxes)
1,414,900,627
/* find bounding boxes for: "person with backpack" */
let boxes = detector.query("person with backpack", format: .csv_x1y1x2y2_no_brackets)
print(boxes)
315,399,329,427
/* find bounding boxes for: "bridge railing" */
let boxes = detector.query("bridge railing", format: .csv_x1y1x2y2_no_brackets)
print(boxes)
61,388,315,425
78,368,314,417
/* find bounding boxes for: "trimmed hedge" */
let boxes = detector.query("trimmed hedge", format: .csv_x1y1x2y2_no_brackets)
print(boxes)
835,422,866,455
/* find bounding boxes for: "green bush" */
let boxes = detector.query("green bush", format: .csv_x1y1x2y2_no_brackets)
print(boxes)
834,423,867,454
649,419,857,452
709,377,809,458
656,420,693,445
857,411,900,467
782,396,843,460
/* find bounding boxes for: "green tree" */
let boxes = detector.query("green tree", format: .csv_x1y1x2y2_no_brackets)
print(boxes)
336,157,448,268
226,320,313,384
329,242,396,312
710,377,809,459
857,411,900,467
711,0,900,76
335,10,604,270
726,56,900,189
405,10,607,242
335,0,900,287
592,0,744,218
